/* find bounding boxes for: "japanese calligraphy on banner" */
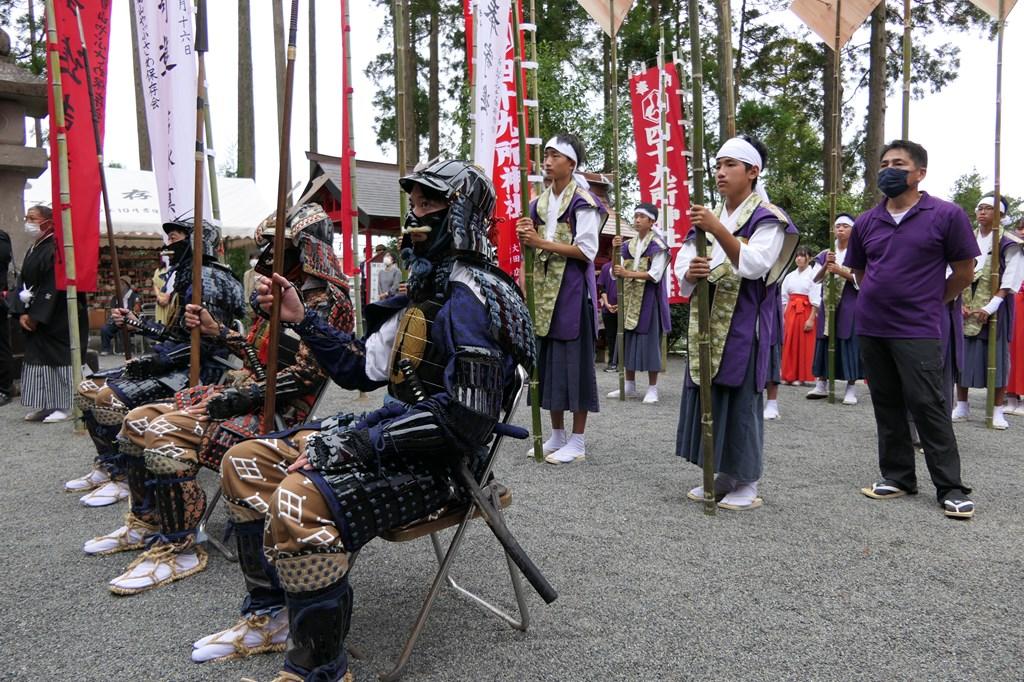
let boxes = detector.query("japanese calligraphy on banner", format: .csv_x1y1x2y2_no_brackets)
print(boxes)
465,0,526,281
46,0,112,292
131,0,212,226
629,64,692,303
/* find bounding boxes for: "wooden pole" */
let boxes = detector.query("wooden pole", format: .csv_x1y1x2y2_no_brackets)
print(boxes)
719,0,736,138
610,0,626,400
826,0,842,404
189,0,209,387
986,0,1005,428
262,0,300,433
45,0,84,421
74,7,131,360
203,95,220,221
513,2,544,462
901,0,911,138
394,0,409,221
687,0,716,515
341,0,362,337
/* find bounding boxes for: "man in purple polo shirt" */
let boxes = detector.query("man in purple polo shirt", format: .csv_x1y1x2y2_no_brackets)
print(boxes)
846,139,979,519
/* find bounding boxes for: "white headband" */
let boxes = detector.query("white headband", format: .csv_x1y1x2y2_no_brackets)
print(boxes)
635,207,657,222
835,215,855,227
977,196,1013,225
716,137,769,203
545,137,590,190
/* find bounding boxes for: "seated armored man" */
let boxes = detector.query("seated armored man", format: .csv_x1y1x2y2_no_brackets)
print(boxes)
188,160,535,681
83,204,354,596
69,219,246,507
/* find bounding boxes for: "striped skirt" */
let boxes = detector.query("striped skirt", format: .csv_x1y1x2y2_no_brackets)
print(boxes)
21,363,73,410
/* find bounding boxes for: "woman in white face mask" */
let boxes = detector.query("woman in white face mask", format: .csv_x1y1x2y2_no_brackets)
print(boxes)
8,205,87,422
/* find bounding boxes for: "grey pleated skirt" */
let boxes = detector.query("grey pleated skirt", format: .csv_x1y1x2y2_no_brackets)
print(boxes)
623,315,663,372
675,342,763,483
959,334,1009,388
768,341,781,384
812,335,863,381
538,297,600,413
20,363,73,410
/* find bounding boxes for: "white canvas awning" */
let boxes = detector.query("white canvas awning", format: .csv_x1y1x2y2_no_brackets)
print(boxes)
24,167,270,240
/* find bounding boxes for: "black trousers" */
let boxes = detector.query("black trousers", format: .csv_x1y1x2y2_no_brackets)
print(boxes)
602,311,618,365
859,336,970,501
0,309,12,393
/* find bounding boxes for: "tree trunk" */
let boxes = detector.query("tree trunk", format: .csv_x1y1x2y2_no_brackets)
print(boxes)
128,0,153,170
404,6,420,167
863,2,887,208
309,0,318,171
27,0,42,147
428,1,439,158
237,0,255,179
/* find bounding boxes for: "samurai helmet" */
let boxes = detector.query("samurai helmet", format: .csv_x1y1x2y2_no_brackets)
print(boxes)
161,217,222,267
253,203,346,288
398,159,497,263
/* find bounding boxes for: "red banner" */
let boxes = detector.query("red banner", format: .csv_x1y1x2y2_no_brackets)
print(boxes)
465,0,527,282
629,64,692,303
46,0,112,293
340,0,356,276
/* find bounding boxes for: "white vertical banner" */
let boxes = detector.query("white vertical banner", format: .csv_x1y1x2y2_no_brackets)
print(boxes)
471,0,512,173
132,0,212,224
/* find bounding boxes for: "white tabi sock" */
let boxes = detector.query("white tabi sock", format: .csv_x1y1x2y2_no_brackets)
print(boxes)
1007,396,1019,411
993,406,1009,429
952,401,969,420
544,429,566,450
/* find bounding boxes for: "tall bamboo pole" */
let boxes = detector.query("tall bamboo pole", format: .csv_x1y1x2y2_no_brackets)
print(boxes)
826,0,843,404
394,0,409,221
341,0,362,337
74,7,131,360
528,0,543,195
985,0,1005,428
45,0,84,421
610,0,626,400
719,0,736,138
659,29,671,372
687,0,716,515
188,0,209,387
901,0,911,138
513,3,544,462
262,0,300,432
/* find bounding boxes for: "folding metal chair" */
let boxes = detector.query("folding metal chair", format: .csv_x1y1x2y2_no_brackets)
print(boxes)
374,365,530,681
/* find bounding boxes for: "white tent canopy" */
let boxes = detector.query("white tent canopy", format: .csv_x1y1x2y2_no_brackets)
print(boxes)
24,167,270,240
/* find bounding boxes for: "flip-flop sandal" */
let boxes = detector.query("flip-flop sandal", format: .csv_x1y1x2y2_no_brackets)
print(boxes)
943,499,975,519
860,482,907,499
718,496,764,511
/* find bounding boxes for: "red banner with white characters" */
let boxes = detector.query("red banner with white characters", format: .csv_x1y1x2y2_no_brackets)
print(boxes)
46,0,112,293
629,64,692,303
465,0,527,282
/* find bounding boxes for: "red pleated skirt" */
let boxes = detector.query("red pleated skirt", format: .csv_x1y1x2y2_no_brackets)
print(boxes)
781,294,816,383
1008,287,1024,394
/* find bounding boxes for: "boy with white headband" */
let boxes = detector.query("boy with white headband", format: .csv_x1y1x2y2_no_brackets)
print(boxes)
674,135,799,511
807,212,863,404
951,193,1024,429
608,201,671,404
516,133,608,464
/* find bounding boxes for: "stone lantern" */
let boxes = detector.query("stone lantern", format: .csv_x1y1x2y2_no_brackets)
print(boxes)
0,28,49,264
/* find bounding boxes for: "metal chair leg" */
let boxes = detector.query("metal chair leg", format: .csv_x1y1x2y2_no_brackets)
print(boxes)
196,487,237,562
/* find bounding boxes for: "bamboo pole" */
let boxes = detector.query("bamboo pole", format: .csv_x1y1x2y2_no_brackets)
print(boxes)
262,0,300,433
658,30,671,373
901,0,911,138
394,0,409,221
719,0,736,138
468,5,477,161
687,0,716,515
342,0,362,337
74,7,131,360
45,0,84,423
826,0,842,404
513,2,544,462
188,0,209,387
203,97,220,221
611,0,626,400
986,0,1005,428
528,0,543,195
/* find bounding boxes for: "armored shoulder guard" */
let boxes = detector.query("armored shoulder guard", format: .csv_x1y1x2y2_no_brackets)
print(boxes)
455,261,536,372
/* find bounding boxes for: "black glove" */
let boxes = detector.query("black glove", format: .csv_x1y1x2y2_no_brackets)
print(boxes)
123,353,165,379
206,385,263,420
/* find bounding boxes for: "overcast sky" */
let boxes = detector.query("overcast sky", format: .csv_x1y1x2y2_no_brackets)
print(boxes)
98,1,1023,209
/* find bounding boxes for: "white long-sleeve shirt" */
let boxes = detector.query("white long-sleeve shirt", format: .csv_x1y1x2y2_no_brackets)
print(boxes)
673,214,786,298
974,230,1024,293
544,185,599,262
810,244,856,308
627,232,669,283
780,264,821,309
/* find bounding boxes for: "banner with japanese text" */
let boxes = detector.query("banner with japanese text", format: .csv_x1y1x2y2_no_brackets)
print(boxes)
46,0,113,292
465,0,526,281
131,0,212,228
629,64,692,303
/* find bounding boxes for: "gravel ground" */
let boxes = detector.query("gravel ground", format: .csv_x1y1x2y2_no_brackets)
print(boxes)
0,355,1020,681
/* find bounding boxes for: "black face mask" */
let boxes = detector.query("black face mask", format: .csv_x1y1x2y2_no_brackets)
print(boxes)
877,167,910,199
164,240,189,265
402,208,450,257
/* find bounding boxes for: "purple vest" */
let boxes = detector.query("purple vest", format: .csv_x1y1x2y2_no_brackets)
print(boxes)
971,235,1017,342
620,236,672,335
687,204,799,389
814,249,858,340
529,189,608,340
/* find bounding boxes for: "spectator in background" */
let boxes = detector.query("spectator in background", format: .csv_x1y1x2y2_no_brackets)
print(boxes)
0,225,12,406
100,275,141,356
377,249,401,299
242,253,258,305
596,244,618,372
